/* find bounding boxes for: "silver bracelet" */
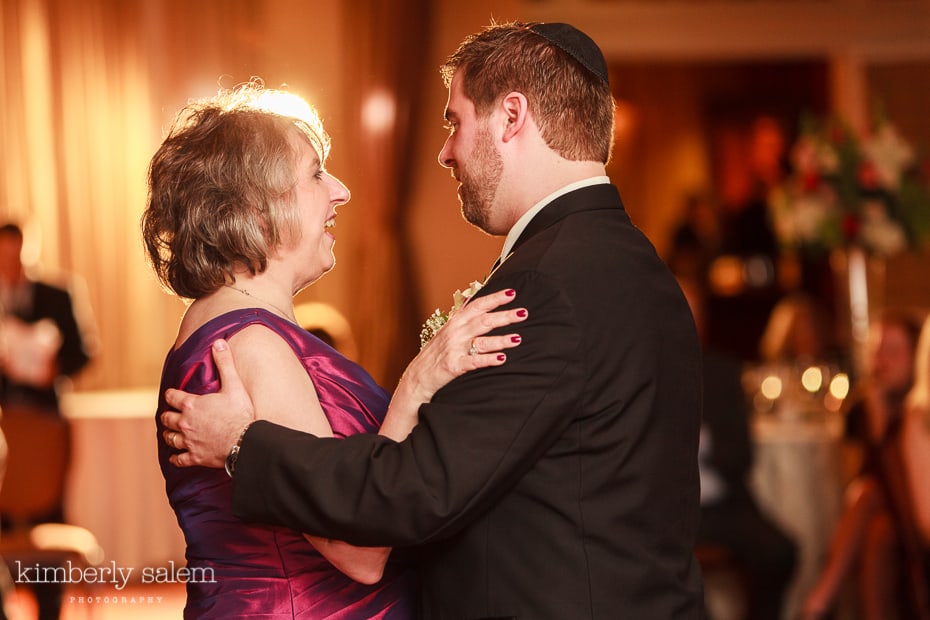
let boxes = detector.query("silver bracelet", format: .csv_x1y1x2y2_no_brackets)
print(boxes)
224,423,253,478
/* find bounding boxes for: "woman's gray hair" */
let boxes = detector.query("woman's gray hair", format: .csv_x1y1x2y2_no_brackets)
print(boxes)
142,81,330,299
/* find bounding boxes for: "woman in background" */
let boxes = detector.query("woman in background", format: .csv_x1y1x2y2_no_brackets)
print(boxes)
901,313,930,615
757,291,835,366
142,82,525,618
801,310,927,620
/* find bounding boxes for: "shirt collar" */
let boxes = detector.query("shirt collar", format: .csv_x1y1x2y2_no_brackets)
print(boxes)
499,176,610,264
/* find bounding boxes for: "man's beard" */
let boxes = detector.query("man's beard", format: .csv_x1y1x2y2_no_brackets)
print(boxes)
458,126,503,233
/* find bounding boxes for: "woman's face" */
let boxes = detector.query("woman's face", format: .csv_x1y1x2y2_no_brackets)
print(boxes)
287,138,350,287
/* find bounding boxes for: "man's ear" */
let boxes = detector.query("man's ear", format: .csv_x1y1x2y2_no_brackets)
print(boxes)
499,91,528,142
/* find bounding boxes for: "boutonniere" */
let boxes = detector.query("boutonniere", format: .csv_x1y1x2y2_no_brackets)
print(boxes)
419,280,484,349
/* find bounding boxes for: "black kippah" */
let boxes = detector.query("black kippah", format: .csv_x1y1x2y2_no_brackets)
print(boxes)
528,22,609,86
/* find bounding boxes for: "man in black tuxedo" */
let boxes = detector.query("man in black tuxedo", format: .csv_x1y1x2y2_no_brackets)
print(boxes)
163,22,703,619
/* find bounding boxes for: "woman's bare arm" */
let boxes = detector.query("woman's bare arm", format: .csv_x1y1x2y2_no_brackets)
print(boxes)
230,326,392,584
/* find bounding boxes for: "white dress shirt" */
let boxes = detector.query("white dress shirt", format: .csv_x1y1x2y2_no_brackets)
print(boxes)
497,176,610,266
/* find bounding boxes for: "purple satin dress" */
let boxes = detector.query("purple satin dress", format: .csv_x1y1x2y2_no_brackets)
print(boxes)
155,308,416,619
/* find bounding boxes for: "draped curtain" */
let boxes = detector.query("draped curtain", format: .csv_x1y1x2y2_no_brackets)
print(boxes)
1,0,182,391
1,0,427,391
337,0,433,386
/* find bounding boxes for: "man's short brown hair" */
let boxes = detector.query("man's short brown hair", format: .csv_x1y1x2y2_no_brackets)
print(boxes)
440,21,615,164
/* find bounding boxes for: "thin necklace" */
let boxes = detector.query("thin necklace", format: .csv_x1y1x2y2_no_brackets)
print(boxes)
225,285,296,323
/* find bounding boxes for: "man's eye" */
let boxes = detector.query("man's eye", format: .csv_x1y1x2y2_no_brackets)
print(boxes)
443,123,456,134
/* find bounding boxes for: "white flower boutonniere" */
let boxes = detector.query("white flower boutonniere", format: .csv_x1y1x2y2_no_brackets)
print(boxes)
419,280,484,349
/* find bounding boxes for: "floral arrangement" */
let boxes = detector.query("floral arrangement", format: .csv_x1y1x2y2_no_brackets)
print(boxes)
767,113,930,256
419,280,484,349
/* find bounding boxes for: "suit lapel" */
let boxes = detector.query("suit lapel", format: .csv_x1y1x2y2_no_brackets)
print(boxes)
508,184,624,256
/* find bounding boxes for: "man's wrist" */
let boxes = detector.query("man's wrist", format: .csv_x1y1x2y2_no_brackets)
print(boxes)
224,422,253,478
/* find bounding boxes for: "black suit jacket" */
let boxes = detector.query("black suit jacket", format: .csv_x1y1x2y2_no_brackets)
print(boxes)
0,280,92,410
700,348,755,504
233,184,704,619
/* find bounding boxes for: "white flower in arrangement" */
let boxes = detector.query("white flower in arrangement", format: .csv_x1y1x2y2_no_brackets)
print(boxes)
769,187,836,247
862,123,915,191
792,134,840,177
859,201,909,256
793,194,835,244
815,141,841,176
768,114,930,256
419,280,484,349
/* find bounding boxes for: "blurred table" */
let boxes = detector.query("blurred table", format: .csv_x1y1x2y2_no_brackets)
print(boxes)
61,389,186,574
751,414,845,620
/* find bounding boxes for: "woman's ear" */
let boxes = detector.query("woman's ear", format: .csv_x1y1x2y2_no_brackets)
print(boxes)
500,91,528,142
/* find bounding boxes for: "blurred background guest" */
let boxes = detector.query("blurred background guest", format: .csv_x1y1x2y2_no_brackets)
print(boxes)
845,311,924,465
678,275,797,620
704,115,790,363
667,192,723,284
750,291,847,421
758,292,838,369
901,313,930,617
0,222,97,620
801,309,927,620
0,223,97,414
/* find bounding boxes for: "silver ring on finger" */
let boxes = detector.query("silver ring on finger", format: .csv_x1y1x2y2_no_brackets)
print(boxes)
468,339,479,356
168,431,178,449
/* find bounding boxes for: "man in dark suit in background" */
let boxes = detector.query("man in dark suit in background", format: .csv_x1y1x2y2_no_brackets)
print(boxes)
0,222,97,620
0,223,95,414
678,275,797,620
163,22,704,619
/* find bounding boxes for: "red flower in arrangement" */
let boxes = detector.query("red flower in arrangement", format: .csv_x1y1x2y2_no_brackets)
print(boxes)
857,161,880,191
768,113,930,256
801,171,821,192
842,213,861,240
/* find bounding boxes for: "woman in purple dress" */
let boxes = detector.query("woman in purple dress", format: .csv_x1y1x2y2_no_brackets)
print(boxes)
141,82,526,619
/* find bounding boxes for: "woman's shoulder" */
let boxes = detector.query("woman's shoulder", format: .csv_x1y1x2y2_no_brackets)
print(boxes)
172,302,364,373
173,307,276,355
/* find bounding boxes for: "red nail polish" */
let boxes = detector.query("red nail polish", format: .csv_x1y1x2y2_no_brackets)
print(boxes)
516,309,527,317
505,289,516,296
497,354,506,361
511,335,521,343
